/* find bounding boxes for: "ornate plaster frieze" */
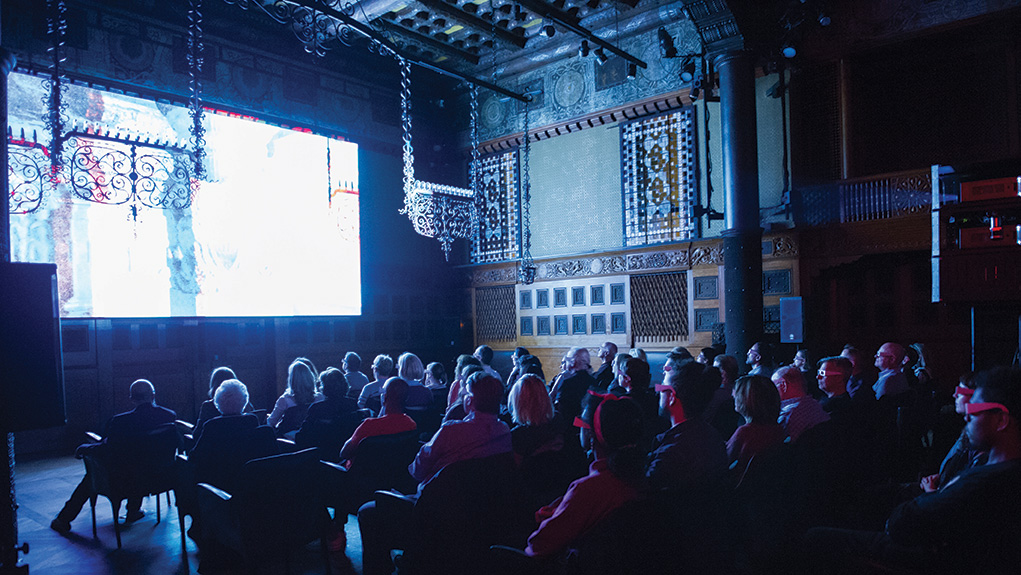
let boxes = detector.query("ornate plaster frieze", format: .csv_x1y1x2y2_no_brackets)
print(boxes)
768,234,799,258
690,245,724,266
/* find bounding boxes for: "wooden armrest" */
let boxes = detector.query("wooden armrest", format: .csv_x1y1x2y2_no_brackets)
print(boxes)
85,431,103,442
276,437,297,452
176,453,189,463
374,489,415,505
321,460,347,473
175,419,195,433
197,483,232,502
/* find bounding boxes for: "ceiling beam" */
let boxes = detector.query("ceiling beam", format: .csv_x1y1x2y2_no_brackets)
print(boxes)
513,0,647,68
415,0,527,49
376,19,481,64
282,0,530,102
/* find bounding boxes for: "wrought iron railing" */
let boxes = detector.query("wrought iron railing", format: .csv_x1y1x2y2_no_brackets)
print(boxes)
794,168,931,227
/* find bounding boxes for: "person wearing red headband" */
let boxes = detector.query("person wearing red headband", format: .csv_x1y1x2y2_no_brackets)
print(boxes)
921,374,987,494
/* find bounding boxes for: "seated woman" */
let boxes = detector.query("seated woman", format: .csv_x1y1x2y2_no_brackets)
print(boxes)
525,395,644,557
424,362,448,391
397,352,433,408
194,367,250,440
726,375,786,471
267,358,317,437
508,374,563,460
295,367,361,459
191,379,273,491
445,364,484,423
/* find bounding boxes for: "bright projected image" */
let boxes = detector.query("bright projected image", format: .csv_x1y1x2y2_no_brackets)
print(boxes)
8,72,361,317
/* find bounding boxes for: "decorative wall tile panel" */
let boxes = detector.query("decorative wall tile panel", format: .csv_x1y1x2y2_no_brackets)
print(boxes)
622,109,698,247
630,272,688,340
592,313,606,334
537,289,550,308
520,290,532,310
520,317,533,336
554,315,569,335
694,276,718,300
591,285,605,305
472,150,521,264
610,283,626,305
695,308,719,332
572,314,587,334
554,288,568,307
763,269,792,295
764,305,781,334
611,312,627,334
571,286,585,306
475,285,516,341
537,316,551,336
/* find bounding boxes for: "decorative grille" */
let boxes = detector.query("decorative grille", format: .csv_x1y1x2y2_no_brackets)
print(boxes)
475,285,516,341
8,138,50,214
621,109,698,247
630,271,688,342
472,150,520,264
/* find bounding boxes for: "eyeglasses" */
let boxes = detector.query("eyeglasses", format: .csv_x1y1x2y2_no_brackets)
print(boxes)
964,402,1010,416
954,386,975,398
654,384,673,394
817,370,842,377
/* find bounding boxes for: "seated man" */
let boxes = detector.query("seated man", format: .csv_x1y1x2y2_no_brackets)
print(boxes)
806,367,1021,574
358,354,395,414
51,379,177,533
340,377,417,461
343,352,371,400
647,361,728,491
592,342,618,391
358,373,511,575
773,365,830,443
550,347,596,427
295,367,361,457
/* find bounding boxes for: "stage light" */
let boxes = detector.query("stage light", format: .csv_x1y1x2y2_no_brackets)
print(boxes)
679,58,696,82
594,47,608,65
658,27,677,59
579,40,590,57
818,13,831,26
782,44,797,58
689,75,702,101
541,24,556,38
626,62,637,79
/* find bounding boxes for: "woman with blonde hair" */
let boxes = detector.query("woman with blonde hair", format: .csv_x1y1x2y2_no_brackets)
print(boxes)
267,358,318,434
397,352,433,408
508,374,562,459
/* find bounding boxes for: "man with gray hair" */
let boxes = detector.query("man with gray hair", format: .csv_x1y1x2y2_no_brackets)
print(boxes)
550,346,596,425
773,365,830,443
358,354,395,413
52,379,177,534
190,379,273,491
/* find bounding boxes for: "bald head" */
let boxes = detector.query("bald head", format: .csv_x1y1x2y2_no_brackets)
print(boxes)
566,347,591,372
129,379,156,405
381,377,410,414
875,342,906,372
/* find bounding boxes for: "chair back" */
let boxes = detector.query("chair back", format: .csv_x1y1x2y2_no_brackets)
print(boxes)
348,429,421,500
275,404,309,437
295,408,368,462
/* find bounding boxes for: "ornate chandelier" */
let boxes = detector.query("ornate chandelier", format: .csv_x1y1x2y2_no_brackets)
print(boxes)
397,57,479,261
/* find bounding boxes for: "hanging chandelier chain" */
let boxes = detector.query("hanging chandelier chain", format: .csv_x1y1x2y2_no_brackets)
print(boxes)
399,56,414,209
187,0,207,180
469,83,481,240
45,0,68,173
519,100,535,284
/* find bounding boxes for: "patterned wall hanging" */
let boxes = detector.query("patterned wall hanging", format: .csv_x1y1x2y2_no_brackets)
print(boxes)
471,150,520,264
475,285,516,342
621,109,698,247
630,271,688,342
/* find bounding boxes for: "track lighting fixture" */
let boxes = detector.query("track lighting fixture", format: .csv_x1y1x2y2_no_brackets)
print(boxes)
781,44,796,58
626,62,637,79
658,27,677,59
579,40,590,57
594,47,608,65
541,23,556,38
689,75,702,101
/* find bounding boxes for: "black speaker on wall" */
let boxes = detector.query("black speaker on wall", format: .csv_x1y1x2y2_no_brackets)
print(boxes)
0,262,66,431
779,296,804,344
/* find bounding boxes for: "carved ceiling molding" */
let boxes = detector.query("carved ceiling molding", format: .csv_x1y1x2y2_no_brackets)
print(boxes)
478,91,691,155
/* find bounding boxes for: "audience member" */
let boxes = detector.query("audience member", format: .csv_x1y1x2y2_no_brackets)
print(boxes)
506,347,530,389
295,367,360,454
343,352,370,399
647,361,728,490
669,347,693,361
340,377,416,461
629,348,647,362
614,356,667,451
190,379,270,491
445,364,484,423
358,354,395,413
727,375,785,470
474,344,501,380
696,347,719,365
424,362,448,391
794,349,823,399
921,374,986,493
447,354,483,409
746,342,774,376
873,342,910,400
525,396,644,557
772,365,830,443
806,367,1021,575
51,379,177,533
397,352,433,408
841,345,875,400
519,354,545,382
508,374,562,459
267,358,317,435
193,366,249,438
294,356,321,398
592,342,618,391
713,355,739,393
550,347,596,426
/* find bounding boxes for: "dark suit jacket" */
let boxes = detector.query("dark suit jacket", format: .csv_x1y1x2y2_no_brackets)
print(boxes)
552,370,596,425
592,363,615,391
86,403,178,460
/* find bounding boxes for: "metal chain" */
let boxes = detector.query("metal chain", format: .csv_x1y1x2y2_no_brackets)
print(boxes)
519,100,535,284
187,0,207,180
45,0,67,174
469,84,481,241
399,57,414,209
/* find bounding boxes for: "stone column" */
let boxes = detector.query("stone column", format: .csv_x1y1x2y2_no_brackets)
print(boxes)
715,50,763,366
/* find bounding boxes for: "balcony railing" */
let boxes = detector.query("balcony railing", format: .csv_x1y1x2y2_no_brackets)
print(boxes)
794,169,931,227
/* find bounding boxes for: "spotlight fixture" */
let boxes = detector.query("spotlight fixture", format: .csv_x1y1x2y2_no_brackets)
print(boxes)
541,23,556,38
626,62,637,79
658,27,678,59
818,13,831,26
679,58,696,83
579,40,590,57
514,4,527,22
689,75,702,101
781,44,797,58
594,47,608,65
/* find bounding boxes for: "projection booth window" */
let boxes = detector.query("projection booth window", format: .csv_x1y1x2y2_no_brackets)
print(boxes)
7,71,361,318
621,109,698,247
471,149,520,264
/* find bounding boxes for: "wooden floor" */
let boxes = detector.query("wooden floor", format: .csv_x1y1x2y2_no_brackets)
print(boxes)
12,455,364,575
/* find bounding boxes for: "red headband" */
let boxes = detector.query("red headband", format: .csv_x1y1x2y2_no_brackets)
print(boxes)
965,402,1009,415
954,386,975,397
572,391,627,447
